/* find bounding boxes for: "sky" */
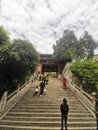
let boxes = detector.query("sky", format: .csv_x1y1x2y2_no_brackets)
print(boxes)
0,0,98,54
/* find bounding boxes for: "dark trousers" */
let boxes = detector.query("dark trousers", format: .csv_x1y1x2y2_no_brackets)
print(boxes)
61,115,67,130
39,87,44,95
33,92,38,96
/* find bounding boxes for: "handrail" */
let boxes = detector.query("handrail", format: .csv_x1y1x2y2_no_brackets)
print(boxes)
0,77,33,119
66,78,96,118
7,84,25,100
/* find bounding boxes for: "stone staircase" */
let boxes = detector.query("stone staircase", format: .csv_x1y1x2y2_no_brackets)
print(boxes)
0,78,96,130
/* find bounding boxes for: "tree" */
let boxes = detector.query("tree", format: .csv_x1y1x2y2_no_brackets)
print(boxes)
53,30,98,61
0,39,39,96
0,26,10,97
79,31,98,59
70,60,98,93
7,39,39,84
0,26,39,97
53,29,78,62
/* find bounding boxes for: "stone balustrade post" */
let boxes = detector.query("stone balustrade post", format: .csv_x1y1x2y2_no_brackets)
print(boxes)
0,91,7,112
71,81,76,93
16,85,20,98
80,84,83,96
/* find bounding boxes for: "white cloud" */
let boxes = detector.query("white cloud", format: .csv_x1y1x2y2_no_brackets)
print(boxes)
0,0,98,54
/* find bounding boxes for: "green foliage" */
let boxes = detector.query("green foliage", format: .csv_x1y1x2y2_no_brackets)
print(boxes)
0,26,11,97
5,39,39,86
10,39,39,73
79,31,98,59
70,60,98,93
0,26,10,64
53,30,78,61
0,26,10,45
53,29,98,61
0,43,10,63
0,27,39,97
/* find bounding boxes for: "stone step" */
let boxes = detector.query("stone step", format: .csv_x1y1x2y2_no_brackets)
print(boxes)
10,108,89,113
15,102,83,106
6,111,93,117
16,97,80,100
12,106,87,111
14,103,84,109
22,94,77,97
17,101,81,104
0,125,96,130
0,120,96,127
3,116,95,122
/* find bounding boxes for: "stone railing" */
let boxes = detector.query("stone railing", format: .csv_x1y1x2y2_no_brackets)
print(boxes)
66,78,96,118
0,78,33,120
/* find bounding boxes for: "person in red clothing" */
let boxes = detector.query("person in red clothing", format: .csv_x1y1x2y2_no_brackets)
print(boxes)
63,78,66,89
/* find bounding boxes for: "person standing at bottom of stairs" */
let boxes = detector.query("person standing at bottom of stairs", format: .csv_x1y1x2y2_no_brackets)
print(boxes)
60,98,69,130
92,91,98,130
